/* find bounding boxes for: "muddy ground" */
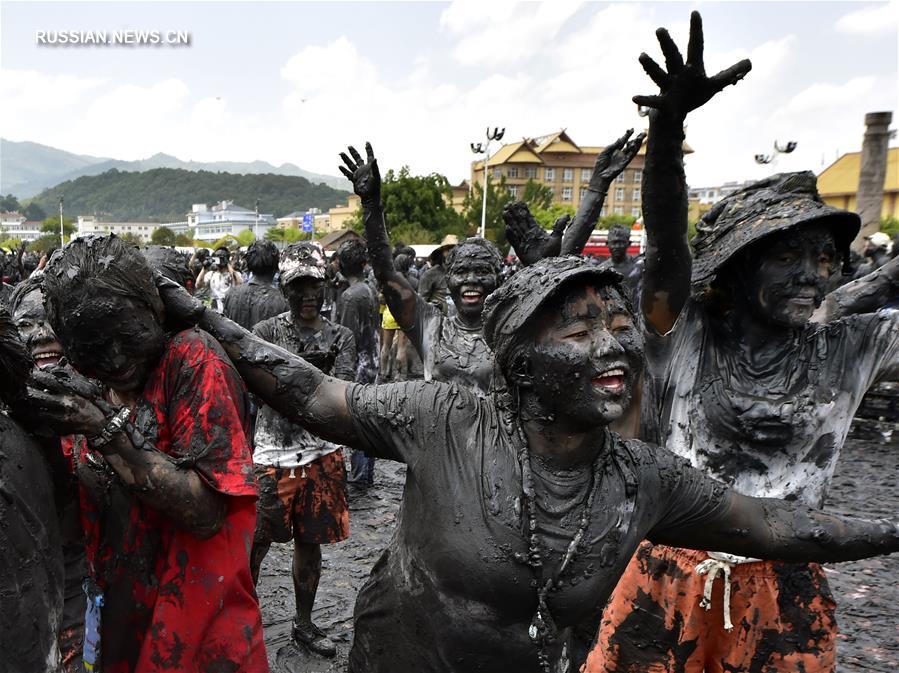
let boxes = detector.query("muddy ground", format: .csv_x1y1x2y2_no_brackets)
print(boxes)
257,419,899,672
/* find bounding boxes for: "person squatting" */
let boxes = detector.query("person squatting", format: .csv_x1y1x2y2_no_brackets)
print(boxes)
3,10,899,673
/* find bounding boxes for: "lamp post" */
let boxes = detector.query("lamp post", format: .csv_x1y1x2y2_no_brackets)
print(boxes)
470,126,505,239
754,139,798,165
254,199,260,240
58,195,64,246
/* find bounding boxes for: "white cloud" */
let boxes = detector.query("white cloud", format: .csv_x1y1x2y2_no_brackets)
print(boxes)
835,1,898,35
777,76,877,116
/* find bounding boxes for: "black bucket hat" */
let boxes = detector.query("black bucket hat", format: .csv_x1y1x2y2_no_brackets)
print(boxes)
483,256,623,370
691,171,860,289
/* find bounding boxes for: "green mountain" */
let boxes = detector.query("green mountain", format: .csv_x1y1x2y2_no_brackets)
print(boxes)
28,167,351,222
1,138,351,197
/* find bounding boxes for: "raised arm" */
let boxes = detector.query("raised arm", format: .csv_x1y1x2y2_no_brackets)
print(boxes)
560,129,646,256
503,202,570,266
339,143,418,329
811,255,899,323
636,12,751,333
654,489,899,563
156,275,359,446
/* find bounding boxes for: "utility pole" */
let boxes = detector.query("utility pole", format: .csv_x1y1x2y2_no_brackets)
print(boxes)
58,195,64,245
254,199,260,240
470,126,505,239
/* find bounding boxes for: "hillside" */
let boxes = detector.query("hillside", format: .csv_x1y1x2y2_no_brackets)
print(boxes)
28,168,351,222
1,138,351,196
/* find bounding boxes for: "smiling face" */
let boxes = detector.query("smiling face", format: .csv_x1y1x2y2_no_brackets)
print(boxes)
446,244,500,322
56,294,165,393
283,276,325,323
523,281,643,429
12,287,65,369
742,223,837,328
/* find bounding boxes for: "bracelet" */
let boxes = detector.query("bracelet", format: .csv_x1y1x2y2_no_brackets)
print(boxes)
88,406,131,449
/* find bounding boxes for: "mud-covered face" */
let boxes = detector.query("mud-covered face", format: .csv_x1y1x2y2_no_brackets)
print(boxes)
56,294,165,392
283,277,324,322
526,283,643,428
744,223,837,328
13,288,64,369
607,234,630,263
447,246,499,321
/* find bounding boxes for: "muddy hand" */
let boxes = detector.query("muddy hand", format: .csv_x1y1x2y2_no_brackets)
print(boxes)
155,272,205,324
503,201,561,266
339,142,381,206
17,368,108,435
633,11,751,120
590,129,646,191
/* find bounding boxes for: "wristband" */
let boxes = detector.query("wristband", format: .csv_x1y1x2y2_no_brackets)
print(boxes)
88,406,131,449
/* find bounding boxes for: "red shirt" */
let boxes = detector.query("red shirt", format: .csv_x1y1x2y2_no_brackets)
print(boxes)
64,328,269,673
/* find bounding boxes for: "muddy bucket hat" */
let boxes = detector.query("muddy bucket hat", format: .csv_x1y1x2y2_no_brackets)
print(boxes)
691,171,860,289
483,256,623,371
280,241,326,286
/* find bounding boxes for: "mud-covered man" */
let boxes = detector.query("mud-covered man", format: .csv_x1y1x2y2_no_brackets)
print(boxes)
250,241,355,657
598,223,642,304
223,239,289,329
195,245,242,312
17,235,268,673
333,238,380,488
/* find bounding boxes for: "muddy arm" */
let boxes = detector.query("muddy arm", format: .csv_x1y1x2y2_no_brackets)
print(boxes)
812,256,899,323
636,12,751,333
339,142,418,329
654,491,899,562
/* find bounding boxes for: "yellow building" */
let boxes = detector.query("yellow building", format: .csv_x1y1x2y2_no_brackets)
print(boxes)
448,180,469,214
470,130,691,218
817,147,899,219
328,194,361,232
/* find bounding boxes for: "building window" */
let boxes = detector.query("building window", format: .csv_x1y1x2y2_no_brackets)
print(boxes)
508,185,519,198
615,187,625,200
492,167,501,179
562,168,573,182
544,167,555,181
581,168,592,182
562,187,572,201
633,169,642,182
632,187,641,201
614,206,624,215
507,167,519,178
616,173,626,184
525,166,537,179
631,207,640,217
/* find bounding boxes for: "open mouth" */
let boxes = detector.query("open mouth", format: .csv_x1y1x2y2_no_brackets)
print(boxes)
592,366,628,394
460,289,483,305
32,349,63,368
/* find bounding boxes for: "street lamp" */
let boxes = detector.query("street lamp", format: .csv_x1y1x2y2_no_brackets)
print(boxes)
470,126,505,238
754,139,798,165
254,199,260,240
58,195,64,246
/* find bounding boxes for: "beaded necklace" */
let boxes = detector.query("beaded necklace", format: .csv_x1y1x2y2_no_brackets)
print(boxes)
514,422,611,673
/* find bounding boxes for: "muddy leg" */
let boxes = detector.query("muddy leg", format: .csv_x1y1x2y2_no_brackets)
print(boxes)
293,541,322,623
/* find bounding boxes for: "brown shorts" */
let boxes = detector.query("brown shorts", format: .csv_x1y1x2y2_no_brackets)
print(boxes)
254,451,349,546
583,541,837,673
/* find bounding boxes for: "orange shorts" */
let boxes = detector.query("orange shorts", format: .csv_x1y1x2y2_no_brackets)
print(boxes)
583,541,837,673
254,451,350,545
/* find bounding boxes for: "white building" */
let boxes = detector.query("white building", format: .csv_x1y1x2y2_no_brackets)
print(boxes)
0,212,42,242
161,200,276,243
688,180,754,205
74,215,158,243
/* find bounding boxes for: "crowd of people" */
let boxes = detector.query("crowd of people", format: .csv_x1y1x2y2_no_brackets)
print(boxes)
2,11,899,673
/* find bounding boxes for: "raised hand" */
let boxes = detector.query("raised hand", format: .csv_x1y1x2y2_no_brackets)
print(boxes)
339,142,381,206
634,11,751,120
15,366,109,436
503,202,571,265
589,129,646,191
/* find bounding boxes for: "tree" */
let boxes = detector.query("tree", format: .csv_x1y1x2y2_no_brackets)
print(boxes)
38,216,76,247
520,180,554,210
28,234,61,254
462,176,513,250
151,227,177,246
23,203,47,221
119,232,143,247
235,229,257,247
530,203,576,230
265,228,286,243
0,194,21,212
174,229,196,247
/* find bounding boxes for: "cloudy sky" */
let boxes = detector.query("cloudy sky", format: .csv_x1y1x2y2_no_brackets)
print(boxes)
1,1,896,188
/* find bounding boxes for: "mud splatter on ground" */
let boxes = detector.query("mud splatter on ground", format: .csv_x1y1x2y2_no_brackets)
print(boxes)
258,423,898,672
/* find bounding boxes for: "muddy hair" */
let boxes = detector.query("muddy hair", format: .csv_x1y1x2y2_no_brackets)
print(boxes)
0,305,33,404
243,240,280,275
336,238,368,276
607,223,631,241
142,246,193,289
43,235,164,333
445,238,504,275
8,273,45,316
394,253,413,274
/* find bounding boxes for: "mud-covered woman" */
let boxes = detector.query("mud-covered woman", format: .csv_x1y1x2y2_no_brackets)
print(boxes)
586,13,899,673
154,250,899,673
14,235,268,673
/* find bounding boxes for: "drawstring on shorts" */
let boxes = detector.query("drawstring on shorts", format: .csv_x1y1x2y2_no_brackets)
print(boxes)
695,552,759,631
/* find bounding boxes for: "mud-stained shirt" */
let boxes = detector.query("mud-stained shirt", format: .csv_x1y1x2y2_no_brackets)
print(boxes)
343,381,733,673
406,294,493,395
643,301,899,507
334,280,380,384
61,329,267,673
253,313,356,467
0,414,63,673
222,277,289,330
